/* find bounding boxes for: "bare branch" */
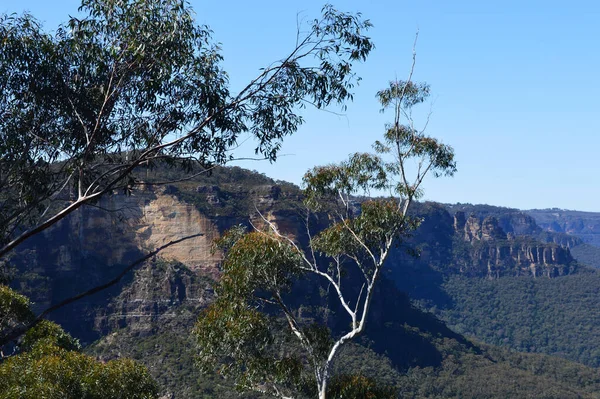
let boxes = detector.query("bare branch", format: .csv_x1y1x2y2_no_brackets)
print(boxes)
0,232,204,347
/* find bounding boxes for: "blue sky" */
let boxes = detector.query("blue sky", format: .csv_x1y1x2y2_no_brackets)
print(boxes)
5,1,600,211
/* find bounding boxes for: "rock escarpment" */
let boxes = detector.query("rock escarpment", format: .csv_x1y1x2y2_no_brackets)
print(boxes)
537,231,582,249
10,172,303,342
94,259,214,336
135,189,222,277
8,165,588,344
457,213,507,242
452,211,576,278
527,208,600,247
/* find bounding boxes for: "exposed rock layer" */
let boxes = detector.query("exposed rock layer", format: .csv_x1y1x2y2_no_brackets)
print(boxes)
11,180,298,341
451,211,576,278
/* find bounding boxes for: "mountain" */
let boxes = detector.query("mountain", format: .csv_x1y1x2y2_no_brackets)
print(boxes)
527,208,600,247
88,262,600,399
527,208,600,268
6,165,600,398
387,202,581,281
388,202,600,369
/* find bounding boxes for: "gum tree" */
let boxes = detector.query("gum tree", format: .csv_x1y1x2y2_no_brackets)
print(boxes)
0,0,373,258
195,66,457,397
0,0,373,345
0,298,158,399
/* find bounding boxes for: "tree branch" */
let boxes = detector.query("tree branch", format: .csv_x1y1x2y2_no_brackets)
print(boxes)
0,232,203,347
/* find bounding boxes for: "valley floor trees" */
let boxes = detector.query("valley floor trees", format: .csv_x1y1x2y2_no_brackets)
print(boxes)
194,50,456,397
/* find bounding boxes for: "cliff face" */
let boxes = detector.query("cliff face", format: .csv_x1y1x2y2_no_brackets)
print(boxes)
538,231,582,249
386,203,580,286
10,167,598,399
459,213,507,242
9,189,219,341
527,209,600,247
135,190,222,277
467,240,574,278
8,167,587,344
451,212,576,278
13,187,223,290
10,176,303,342
94,259,215,336
446,204,541,236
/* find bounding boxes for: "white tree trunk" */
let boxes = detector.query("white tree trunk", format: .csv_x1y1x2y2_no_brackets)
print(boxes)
318,380,327,399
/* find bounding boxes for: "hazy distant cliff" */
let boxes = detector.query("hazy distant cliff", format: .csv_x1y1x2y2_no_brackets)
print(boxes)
451,211,576,278
527,208,600,247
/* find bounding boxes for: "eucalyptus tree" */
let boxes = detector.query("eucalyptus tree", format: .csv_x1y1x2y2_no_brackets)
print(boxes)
194,75,456,398
1,284,157,397
0,0,374,259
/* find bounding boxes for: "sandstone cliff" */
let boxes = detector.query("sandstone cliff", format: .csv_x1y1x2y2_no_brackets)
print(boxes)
527,208,600,247
8,168,586,344
452,212,576,278
10,170,303,342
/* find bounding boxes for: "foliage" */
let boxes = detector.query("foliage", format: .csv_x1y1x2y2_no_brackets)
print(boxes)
196,232,313,396
326,375,397,398
570,243,600,269
0,321,157,399
0,1,375,393
434,273,600,368
0,285,33,343
21,319,81,352
94,278,600,399
395,339,600,399
88,253,600,399
366,201,600,371
0,283,157,397
217,231,305,300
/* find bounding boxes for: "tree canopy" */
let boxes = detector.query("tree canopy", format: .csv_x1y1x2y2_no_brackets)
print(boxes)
0,284,158,399
0,0,373,337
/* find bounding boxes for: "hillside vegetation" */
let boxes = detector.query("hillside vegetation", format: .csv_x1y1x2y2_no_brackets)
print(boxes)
87,254,600,398
386,203,600,370
434,273,600,367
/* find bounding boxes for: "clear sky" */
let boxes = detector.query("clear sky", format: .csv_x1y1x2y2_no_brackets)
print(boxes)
5,1,600,211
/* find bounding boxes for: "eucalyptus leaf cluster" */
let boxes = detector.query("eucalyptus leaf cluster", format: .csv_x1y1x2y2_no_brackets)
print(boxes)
303,152,388,211
194,295,308,396
219,231,306,300
0,340,158,399
374,79,456,201
197,230,313,396
0,285,34,344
